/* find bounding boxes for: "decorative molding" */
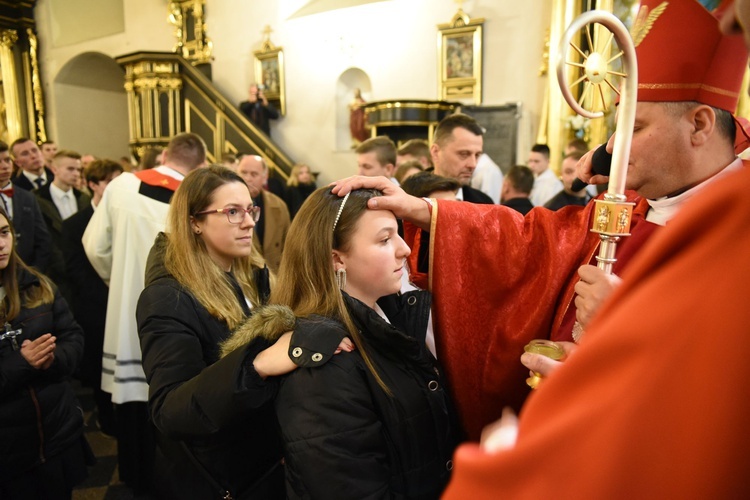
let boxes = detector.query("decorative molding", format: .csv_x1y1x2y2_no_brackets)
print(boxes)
0,28,21,140
0,28,17,47
168,0,212,66
26,28,46,141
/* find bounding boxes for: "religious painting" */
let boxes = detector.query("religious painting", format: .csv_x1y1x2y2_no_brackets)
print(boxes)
437,10,484,104
445,34,474,79
253,45,286,115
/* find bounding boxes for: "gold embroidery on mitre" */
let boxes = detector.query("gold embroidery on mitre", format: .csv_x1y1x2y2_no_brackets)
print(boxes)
630,1,669,47
638,82,739,98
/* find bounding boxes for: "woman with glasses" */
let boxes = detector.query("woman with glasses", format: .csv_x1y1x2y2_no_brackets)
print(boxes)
136,165,349,499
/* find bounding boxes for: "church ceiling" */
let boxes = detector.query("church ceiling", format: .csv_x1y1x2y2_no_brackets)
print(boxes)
288,0,390,19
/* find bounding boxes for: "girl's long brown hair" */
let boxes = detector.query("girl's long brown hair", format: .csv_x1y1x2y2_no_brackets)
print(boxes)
0,207,54,321
271,187,390,394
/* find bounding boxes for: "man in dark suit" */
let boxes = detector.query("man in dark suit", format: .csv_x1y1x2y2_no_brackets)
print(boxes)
10,137,55,191
34,150,91,302
62,158,123,436
430,113,494,204
0,141,51,270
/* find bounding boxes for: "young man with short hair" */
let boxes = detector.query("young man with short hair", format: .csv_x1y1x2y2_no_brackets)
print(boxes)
356,136,398,182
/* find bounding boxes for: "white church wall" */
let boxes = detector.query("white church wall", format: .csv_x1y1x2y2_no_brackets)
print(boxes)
211,0,550,182
36,0,173,153
36,0,550,182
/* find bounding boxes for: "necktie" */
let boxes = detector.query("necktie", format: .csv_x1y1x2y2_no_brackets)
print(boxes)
34,178,44,189
1,187,11,219
61,192,75,219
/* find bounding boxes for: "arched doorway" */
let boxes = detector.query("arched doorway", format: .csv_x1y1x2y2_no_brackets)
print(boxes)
53,52,129,159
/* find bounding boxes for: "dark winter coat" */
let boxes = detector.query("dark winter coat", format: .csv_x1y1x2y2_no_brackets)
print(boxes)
275,291,458,499
137,234,282,499
0,267,84,483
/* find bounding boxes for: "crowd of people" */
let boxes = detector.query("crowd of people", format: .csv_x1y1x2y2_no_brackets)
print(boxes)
2,0,750,498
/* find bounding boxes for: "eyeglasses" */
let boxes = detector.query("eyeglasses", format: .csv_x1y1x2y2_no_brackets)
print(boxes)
194,206,261,224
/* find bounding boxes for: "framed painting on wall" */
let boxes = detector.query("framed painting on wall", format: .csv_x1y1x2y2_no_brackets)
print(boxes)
437,9,484,105
254,40,286,115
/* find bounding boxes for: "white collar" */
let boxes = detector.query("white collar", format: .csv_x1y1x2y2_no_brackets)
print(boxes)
646,157,743,226
155,165,186,181
49,182,72,198
536,168,554,180
373,303,391,324
22,169,46,183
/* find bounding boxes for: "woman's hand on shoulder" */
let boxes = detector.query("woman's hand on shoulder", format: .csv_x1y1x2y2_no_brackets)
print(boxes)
20,333,56,369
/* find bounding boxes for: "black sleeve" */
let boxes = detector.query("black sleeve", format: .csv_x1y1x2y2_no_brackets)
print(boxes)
417,230,431,274
17,288,84,389
0,349,36,397
288,316,348,368
276,358,390,499
60,218,88,292
1,289,83,393
137,282,278,439
265,103,280,120
41,290,84,380
239,101,252,118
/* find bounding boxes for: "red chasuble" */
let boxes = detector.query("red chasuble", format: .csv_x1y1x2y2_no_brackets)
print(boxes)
408,193,653,440
442,163,750,499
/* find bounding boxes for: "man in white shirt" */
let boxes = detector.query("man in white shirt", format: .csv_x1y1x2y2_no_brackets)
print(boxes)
528,143,563,206
35,150,88,223
34,150,90,302
471,153,504,204
82,132,206,494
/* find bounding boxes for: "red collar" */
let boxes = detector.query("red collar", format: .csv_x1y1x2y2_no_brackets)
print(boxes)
135,169,182,191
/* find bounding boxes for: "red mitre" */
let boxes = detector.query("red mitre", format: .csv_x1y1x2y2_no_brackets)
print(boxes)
634,0,747,112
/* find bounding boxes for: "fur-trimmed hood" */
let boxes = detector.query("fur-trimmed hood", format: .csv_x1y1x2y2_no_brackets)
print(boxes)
220,304,296,358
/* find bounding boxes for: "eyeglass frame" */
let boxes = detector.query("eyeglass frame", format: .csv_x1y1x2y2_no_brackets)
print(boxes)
193,206,261,224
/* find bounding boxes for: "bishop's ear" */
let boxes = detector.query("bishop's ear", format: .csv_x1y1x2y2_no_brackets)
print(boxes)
689,104,716,147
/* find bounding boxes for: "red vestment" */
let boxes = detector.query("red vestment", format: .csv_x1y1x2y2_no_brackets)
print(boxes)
443,162,750,498
408,195,654,440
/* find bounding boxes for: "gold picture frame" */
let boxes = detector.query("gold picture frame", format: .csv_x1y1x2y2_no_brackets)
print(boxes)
437,9,484,105
253,33,286,116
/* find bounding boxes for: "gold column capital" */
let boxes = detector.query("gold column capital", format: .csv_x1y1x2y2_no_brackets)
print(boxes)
0,29,18,48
